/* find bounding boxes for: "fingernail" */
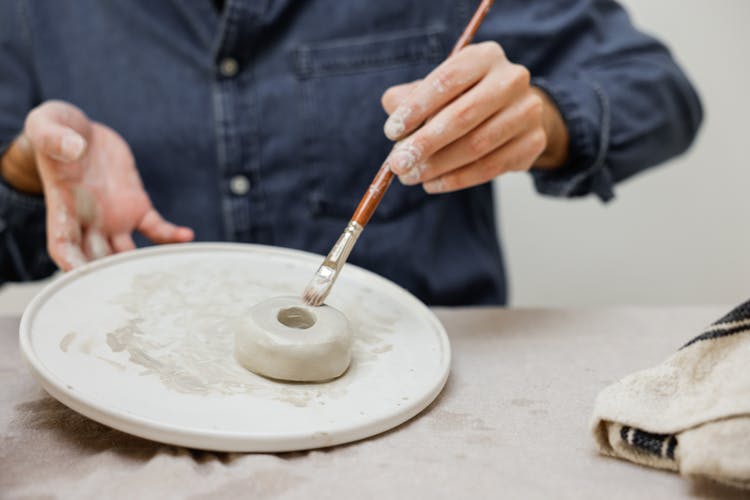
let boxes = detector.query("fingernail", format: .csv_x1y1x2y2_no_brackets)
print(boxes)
62,243,87,270
85,231,110,260
399,163,425,185
177,227,195,241
423,178,445,194
60,132,86,161
388,141,421,174
384,106,410,140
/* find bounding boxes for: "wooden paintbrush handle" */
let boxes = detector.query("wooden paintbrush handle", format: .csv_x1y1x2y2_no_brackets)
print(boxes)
351,0,495,228
352,162,394,226
451,0,495,54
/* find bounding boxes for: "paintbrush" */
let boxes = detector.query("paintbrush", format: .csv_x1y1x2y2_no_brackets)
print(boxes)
302,0,495,307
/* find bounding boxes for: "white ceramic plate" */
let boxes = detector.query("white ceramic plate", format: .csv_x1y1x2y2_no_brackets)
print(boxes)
19,243,450,452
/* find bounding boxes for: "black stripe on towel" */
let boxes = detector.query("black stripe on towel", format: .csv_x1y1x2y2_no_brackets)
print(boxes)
620,425,630,442
682,323,750,349
666,435,677,460
710,299,750,326
620,425,676,460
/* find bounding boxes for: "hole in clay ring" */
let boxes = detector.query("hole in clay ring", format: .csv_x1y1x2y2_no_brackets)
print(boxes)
277,306,317,330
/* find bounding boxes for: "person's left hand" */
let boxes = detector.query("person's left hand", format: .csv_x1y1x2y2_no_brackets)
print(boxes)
381,42,569,193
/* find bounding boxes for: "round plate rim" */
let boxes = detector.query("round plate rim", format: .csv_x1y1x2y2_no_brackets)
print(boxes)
19,242,451,452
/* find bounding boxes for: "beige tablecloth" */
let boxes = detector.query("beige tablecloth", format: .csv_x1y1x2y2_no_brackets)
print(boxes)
0,287,745,499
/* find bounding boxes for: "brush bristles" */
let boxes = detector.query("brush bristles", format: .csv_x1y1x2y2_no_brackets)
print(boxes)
302,266,335,307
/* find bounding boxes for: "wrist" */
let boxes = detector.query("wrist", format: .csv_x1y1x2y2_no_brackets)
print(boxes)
531,86,570,169
0,136,43,194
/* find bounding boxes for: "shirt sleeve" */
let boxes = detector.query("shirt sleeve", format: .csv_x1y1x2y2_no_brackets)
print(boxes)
0,1,55,283
478,0,704,202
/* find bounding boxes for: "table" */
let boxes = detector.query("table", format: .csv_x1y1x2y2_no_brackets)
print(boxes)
0,283,744,499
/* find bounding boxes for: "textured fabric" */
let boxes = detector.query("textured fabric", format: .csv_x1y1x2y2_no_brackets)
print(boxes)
0,1,703,304
2,301,740,499
592,300,750,489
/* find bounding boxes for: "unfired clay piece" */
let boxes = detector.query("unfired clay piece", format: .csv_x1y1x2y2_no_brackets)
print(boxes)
234,296,352,382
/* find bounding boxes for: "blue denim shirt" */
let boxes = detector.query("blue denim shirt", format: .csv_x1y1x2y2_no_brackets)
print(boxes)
0,0,702,305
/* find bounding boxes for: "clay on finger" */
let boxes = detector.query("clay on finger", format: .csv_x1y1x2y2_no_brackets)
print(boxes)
234,296,352,382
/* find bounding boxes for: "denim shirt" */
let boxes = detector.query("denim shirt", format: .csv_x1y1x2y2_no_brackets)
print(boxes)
0,0,702,305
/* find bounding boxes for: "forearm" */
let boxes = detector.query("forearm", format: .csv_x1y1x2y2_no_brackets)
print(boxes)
475,0,703,201
1,136,43,194
531,86,569,170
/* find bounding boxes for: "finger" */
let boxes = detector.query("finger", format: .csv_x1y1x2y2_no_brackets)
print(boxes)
111,232,137,253
82,228,113,260
44,185,88,270
57,243,88,271
399,91,542,185
423,128,547,194
381,80,421,115
24,101,92,163
137,209,195,244
387,63,530,176
383,42,504,140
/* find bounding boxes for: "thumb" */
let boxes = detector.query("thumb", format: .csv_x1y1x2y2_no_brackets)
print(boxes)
24,100,92,163
381,79,421,115
137,208,195,245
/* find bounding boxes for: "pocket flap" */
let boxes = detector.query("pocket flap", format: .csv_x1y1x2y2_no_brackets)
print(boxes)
293,26,447,79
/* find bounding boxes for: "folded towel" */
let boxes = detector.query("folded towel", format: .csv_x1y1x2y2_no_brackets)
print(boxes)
591,300,750,489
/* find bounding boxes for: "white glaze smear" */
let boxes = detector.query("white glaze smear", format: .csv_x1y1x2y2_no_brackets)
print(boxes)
59,332,77,353
79,262,397,406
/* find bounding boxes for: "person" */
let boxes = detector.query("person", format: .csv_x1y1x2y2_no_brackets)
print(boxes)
0,1,702,306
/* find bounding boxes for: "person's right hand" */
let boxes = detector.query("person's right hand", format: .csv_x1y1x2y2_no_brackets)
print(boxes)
0,100,194,271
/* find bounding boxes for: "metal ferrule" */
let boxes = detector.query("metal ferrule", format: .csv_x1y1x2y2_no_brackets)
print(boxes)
323,220,363,275
303,220,363,306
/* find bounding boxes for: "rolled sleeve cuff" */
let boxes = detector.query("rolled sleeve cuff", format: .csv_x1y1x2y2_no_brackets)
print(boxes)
531,77,614,202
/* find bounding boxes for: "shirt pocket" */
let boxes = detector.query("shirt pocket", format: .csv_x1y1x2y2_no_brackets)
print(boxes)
291,26,448,222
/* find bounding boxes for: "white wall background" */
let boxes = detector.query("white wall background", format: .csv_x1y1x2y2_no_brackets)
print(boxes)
497,0,750,306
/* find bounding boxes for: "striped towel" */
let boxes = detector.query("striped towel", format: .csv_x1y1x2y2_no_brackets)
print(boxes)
591,300,750,489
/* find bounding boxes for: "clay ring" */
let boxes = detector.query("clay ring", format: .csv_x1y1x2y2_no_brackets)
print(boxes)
234,296,352,382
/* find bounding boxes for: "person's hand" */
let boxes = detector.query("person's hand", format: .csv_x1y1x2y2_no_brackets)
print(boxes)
0,100,194,270
381,42,569,193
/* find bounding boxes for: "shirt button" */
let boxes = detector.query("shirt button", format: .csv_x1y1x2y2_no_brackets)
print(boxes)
219,57,239,77
229,175,250,195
